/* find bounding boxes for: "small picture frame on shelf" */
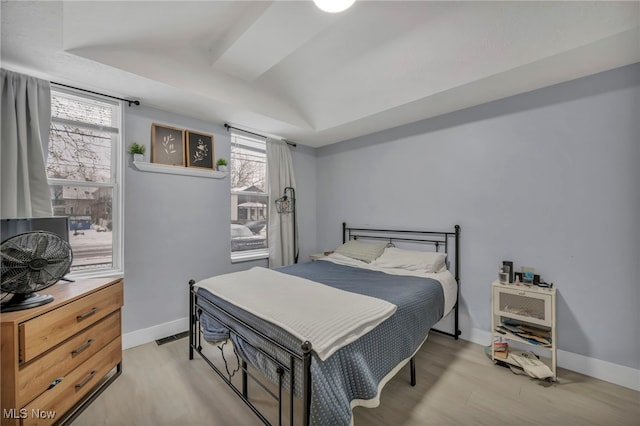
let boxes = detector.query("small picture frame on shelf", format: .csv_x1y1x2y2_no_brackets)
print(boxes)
186,130,214,170
151,123,185,166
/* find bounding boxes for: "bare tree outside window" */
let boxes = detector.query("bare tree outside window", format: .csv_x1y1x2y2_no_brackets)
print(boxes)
47,95,111,183
47,123,111,182
230,145,266,189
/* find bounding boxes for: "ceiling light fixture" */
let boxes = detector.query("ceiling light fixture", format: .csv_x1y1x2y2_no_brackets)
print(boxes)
313,0,356,13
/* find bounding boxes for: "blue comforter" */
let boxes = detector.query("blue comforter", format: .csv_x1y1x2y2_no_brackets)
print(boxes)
198,260,444,426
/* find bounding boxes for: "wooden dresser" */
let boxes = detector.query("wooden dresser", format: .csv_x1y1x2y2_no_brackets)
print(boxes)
1,277,123,426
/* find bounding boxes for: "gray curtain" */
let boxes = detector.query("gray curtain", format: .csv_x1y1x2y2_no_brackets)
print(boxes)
1,69,52,218
267,139,298,267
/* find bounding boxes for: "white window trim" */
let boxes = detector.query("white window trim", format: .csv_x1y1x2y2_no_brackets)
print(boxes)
48,86,124,279
231,248,269,263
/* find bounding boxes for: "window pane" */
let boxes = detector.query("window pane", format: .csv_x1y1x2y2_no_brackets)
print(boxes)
230,137,266,190
47,122,112,183
51,91,116,128
50,184,113,271
231,193,268,253
230,134,268,254
47,87,121,275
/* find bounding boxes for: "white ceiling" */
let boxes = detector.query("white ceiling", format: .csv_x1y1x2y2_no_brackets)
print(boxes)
2,1,639,147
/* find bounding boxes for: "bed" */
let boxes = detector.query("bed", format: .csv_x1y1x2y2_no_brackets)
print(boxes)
188,223,460,426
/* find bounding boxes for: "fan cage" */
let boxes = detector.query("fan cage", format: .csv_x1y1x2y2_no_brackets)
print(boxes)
1,231,73,296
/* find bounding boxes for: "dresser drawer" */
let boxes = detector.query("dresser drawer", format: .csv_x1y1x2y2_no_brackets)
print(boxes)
16,311,121,408
19,281,123,363
21,336,122,426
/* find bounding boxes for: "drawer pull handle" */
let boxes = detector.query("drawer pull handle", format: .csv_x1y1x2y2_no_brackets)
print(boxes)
518,292,526,296
71,339,95,357
75,370,97,390
77,308,97,321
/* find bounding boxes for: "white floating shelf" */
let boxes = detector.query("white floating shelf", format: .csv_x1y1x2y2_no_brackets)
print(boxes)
133,161,227,179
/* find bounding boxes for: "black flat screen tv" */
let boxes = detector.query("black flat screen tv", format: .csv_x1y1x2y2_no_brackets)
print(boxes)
1,216,70,243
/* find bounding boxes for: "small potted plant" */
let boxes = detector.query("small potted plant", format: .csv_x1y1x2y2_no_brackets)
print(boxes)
128,143,146,162
216,158,228,172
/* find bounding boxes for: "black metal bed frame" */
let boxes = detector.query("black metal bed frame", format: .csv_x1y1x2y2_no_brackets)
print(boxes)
188,223,461,426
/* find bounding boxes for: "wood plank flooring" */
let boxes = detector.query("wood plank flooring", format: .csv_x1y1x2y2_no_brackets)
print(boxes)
72,333,639,425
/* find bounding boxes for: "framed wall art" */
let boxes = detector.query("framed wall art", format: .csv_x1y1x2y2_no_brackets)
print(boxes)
186,130,214,170
151,123,185,166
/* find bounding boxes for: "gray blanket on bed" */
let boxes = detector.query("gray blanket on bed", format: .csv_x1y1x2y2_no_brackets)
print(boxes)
198,260,444,426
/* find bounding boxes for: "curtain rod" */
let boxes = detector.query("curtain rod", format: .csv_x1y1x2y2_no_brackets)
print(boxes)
52,82,140,107
224,123,296,147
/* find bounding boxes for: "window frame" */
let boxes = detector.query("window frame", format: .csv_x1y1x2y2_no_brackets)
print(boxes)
230,132,269,263
48,85,124,278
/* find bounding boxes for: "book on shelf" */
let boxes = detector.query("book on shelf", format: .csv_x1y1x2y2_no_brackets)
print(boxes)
518,332,551,346
494,350,508,360
500,323,523,334
496,321,552,346
518,324,551,338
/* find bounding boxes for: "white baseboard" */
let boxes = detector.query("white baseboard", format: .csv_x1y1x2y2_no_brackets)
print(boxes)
465,327,640,392
122,317,189,350
123,320,639,391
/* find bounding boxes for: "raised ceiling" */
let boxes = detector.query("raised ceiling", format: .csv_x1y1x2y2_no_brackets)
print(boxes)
2,1,639,147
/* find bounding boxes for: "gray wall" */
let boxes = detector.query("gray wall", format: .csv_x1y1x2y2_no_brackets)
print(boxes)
315,63,640,370
122,107,317,334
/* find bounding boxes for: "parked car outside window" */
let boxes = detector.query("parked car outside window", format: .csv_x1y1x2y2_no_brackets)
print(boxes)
231,224,266,252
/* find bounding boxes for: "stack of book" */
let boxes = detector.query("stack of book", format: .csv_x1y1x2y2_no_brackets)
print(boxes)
485,341,509,360
496,320,552,346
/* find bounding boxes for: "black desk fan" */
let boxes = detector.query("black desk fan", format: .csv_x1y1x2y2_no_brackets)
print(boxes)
1,231,73,312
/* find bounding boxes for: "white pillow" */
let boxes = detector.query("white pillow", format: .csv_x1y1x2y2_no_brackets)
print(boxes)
333,240,388,263
372,247,447,273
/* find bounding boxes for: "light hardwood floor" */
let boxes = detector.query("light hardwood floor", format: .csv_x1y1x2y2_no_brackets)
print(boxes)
72,333,639,425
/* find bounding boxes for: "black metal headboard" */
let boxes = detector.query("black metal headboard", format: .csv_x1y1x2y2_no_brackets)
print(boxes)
342,222,461,339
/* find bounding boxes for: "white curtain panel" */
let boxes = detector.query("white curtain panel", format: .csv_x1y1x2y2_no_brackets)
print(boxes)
266,138,298,267
1,69,52,218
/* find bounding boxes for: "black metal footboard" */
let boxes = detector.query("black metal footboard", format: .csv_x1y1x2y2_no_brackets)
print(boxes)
189,279,312,426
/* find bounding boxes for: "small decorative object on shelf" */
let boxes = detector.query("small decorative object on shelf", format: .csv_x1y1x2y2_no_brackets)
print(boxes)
216,157,228,172
502,260,513,283
521,266,535,285
490,279,557,381
498,264,510,284
128,142,146,162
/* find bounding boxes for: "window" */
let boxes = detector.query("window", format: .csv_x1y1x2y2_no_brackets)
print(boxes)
46,87,123,275
230,133,268,262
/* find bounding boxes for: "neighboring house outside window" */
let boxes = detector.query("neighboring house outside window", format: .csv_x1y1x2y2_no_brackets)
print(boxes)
230,133,268,262
46,87,123,275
